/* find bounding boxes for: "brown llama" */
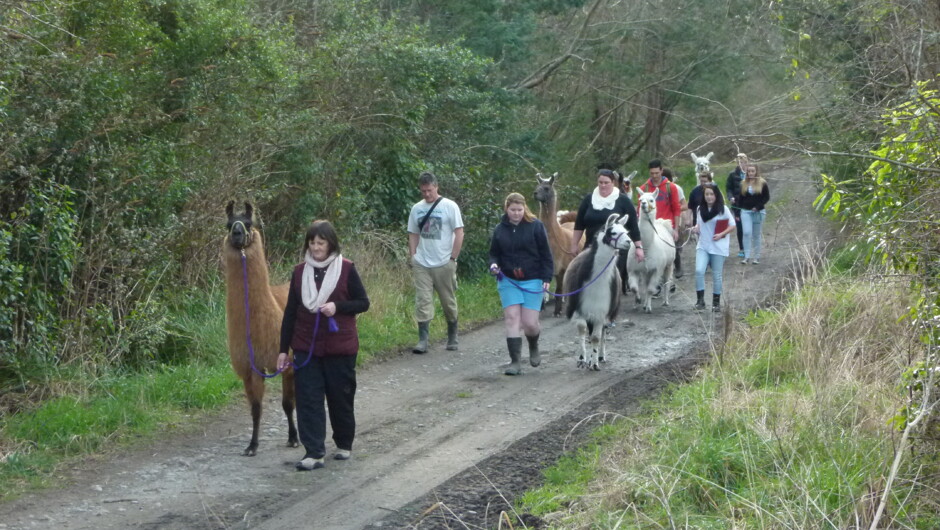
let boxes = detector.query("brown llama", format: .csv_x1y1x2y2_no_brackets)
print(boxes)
534,172,584,317
223,201,298,456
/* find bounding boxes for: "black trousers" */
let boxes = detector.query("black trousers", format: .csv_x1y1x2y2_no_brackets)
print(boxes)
294,354,357,458
617,250,629,294
735,213,744,251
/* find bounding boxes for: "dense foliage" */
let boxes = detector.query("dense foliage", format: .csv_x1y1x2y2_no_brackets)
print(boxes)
1,0,794,391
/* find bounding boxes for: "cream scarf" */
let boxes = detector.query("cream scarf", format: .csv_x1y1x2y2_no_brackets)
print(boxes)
302,251,343,312
591,186,620,210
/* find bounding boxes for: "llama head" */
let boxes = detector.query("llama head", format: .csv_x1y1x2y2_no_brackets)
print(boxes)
600,213,632,251
637,190,659,217
690,152,714,174
534,172,559,205
225,200,256,250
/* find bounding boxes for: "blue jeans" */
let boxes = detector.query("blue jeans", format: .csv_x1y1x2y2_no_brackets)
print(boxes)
695,248,726,294
740,210,766,260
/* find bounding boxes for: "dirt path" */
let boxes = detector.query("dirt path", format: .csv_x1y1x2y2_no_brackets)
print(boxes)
0,162,832,530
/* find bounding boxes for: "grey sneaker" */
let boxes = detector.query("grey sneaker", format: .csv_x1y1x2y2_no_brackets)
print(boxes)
333,449,351,461
752,259,760,265
296,457,325,471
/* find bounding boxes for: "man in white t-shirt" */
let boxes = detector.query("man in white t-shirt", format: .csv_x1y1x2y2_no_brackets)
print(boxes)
407,172,464,353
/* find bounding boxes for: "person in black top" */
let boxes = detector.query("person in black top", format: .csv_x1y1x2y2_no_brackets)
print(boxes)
736,164,771,265
488,193,554,376
277,220,370,471
726,153,748,257
688,171,714,226
569,168,643,295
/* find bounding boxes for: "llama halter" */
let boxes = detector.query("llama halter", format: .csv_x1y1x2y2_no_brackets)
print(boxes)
230,220,254,249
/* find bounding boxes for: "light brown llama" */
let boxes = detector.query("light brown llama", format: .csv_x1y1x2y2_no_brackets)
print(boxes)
223,201,298,456
534,172,583,316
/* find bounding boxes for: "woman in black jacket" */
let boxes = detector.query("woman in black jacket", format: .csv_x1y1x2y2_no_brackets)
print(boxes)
736,164,771,265
488,193,554,376
570,168,643,294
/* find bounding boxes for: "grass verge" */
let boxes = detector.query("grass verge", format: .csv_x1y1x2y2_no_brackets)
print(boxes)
518,248,940,528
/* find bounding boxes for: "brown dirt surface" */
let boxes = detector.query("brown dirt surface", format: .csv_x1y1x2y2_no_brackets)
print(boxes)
0,160,835,530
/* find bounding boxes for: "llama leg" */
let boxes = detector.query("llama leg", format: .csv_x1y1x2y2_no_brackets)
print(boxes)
589,325,600,371
595,326,606,370
281,370,299,448
576,319,588,368
554,273,564,317
242,375,264,456
663,264,673,307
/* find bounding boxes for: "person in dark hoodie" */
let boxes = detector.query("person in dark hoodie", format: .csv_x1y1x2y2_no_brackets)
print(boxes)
488,193,554,376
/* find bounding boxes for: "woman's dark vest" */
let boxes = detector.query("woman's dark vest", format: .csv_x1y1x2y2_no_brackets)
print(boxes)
289,259,358,357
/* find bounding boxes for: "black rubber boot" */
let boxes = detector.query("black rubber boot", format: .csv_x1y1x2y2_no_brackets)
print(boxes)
712,293,721,312
674,252,683,279
526,334,541,367
694,290,706,310
504,337,522,375
446,321,459,351
412,321,430,354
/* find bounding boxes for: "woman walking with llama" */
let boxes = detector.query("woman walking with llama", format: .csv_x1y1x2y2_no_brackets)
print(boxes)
277,220,370,471
570,168,643,296
691,183,736,312
488,193,554,376
736,164,771,265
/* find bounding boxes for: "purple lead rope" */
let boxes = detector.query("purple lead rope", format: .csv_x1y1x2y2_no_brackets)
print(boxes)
241,252,336,379
497,251,618,297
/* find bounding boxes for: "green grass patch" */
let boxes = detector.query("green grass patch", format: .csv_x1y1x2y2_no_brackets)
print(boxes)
518,263,940,527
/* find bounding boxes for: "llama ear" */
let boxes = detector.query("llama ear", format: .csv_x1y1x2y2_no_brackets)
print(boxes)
605,213,619,228
536,172,547,183
651,188,660,200
705,152,714,161
244,202,254,222
690,152,699,162
627,170,637,181
551,172,558,183
225,201,234,218
617,214,629,226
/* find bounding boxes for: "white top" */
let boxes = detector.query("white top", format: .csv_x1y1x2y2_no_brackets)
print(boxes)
673,182,686,202
696,205,736,257
408,197,464,268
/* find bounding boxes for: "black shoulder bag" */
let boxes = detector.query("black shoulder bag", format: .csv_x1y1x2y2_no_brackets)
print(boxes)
418,197,443,231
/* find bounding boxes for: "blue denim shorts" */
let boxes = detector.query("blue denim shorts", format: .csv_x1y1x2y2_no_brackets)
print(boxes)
497,278,544,310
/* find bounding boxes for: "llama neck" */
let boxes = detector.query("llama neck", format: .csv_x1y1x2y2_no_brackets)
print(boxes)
587,235,617,274
538,195,564,236
224,233,272,296
639,210,660,244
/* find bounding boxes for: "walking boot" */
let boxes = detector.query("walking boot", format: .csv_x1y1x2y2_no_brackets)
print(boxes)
446,320,459,351
712,293,721,313
694,290,706,310
412,321,430,354
526,334,541,367
504,337,523,376
674,252,683,279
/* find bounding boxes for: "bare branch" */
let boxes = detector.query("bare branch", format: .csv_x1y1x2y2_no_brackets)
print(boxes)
510,0,605,91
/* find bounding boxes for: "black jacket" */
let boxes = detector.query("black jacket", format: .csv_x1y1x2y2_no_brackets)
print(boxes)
737,180,770,211
573,193,641,245
488,216,554,283
726,166,745,209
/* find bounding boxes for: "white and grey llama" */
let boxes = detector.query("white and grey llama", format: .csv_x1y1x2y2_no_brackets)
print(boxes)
626,190,676,313
691,152,714,174
563,213,632,371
